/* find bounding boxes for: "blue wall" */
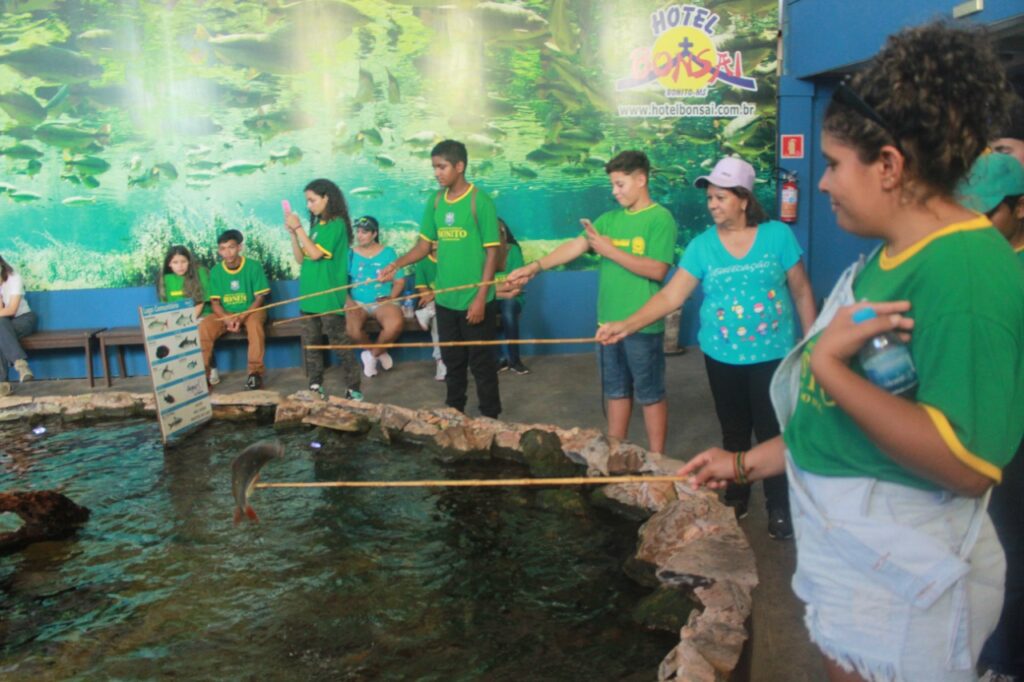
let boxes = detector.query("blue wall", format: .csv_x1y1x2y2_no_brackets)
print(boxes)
24,271,698,381
780,0,1024,299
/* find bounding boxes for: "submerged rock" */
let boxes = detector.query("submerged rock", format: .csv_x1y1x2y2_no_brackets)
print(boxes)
0,490,91,555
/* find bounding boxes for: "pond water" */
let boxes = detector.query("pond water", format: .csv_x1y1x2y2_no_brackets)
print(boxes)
0,419,676,680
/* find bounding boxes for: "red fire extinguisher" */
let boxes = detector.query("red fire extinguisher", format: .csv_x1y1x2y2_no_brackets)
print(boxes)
780,171,798,223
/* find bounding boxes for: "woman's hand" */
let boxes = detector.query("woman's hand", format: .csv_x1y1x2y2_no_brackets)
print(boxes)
285,213,302,232
506,262,539,286
677,448,737,490
811,301,913,369
595,322,630,345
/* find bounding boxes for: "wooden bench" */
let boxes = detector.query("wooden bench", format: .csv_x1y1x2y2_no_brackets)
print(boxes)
97,320,307,386
20,328,106,387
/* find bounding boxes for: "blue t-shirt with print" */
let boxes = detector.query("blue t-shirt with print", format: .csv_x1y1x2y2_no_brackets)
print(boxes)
680,220,803,365
349,246,398,304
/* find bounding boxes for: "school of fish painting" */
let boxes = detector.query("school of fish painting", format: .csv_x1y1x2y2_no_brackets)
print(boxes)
0,0,778,291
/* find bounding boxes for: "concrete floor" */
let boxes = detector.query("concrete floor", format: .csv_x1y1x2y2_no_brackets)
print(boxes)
8,349,825,681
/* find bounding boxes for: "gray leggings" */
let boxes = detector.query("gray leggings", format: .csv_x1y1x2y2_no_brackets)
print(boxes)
0,311,37,381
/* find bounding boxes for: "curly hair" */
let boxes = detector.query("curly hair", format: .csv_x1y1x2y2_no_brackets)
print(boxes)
304,178,353,242
823,22,1011,198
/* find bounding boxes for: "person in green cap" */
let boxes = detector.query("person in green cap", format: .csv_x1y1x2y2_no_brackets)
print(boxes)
958,151,1024,263
958,149,1024,682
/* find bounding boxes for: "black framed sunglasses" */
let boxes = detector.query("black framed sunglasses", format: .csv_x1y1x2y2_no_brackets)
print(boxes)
831,80,904,154
354,216,378,230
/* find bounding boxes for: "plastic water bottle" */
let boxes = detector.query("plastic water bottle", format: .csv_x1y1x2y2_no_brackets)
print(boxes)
402,297,415,319
852,307,918,396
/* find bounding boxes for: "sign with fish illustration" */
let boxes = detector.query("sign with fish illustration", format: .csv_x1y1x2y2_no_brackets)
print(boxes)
0,0,777,291
140,300,211,443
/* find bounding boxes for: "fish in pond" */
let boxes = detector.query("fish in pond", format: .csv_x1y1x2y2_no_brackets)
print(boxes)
148,318,169,330
231,440,285,524
8,190,42,202
178,336,198,349
175,313,193,325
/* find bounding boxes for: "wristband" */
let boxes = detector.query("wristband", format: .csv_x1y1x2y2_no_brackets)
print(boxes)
734,451,748,484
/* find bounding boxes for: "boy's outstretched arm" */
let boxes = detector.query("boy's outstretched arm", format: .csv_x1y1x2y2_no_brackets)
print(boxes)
506,235,589,285
381,237,432,281
583,220,669,281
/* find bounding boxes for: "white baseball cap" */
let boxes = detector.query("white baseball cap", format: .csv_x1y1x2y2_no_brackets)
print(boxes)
694,157,756,191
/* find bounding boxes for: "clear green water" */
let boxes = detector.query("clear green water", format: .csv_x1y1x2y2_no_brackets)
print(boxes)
0,419,677,680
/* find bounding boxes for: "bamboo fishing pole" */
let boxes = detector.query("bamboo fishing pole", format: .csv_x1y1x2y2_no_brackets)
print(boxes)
219,278,376,321
272,277,503,327
256,474,685,490
306,337,597,351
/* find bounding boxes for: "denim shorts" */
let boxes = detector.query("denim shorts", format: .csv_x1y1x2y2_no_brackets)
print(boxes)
598,332,665,405
787,460,1005,681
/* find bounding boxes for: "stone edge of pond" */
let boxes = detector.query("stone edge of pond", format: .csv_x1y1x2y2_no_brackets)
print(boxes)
0,389,757,682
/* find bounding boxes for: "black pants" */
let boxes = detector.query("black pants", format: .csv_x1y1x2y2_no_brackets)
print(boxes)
980,437,1024,676
436,302,501,418
703,355,788,512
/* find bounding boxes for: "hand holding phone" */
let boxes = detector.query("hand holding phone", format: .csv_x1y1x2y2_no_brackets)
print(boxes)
281,199,292,216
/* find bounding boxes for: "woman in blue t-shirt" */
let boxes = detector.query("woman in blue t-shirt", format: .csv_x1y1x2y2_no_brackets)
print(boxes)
346,215,406,377
596,156,816,538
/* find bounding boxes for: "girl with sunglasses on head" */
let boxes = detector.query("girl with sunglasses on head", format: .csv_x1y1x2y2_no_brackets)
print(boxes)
346,215,405,378
678,23,1023,681
285,178,363,400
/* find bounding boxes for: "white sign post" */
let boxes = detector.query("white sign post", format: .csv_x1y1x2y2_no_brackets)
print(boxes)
139,300,212,443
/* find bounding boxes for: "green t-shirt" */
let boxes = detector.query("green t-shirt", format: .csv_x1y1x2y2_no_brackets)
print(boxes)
592,203,677,333
299,218,349,315
496,243,525,307
209,257,271,314
414,255,438,291
785,217,1024,489
161,268,212,316
420,184,500,311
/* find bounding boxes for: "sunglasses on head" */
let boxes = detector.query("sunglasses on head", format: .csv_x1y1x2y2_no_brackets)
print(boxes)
354,217,377,230
831,80,904,154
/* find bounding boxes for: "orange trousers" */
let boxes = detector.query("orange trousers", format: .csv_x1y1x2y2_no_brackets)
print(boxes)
199,309,267,376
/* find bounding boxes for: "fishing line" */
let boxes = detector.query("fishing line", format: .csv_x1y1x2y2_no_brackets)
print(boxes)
255,474,686,490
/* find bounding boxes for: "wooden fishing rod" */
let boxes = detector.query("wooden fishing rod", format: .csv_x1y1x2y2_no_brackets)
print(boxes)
220,278,376,321
255,474,685,489
306,337,597,351
272,277,503,327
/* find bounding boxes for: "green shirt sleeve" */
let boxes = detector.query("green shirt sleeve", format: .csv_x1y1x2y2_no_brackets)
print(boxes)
477,191,500,248
647,208,678,264
251,259,271,296
421,194,439,242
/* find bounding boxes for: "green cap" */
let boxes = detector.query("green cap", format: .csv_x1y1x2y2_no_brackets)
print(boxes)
957,152,1024,214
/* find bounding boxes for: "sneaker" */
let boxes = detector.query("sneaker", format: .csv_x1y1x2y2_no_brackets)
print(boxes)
309,379,325,398
0,381,11,397
245,373,262,390
509,361,530,375
345,388,364,402
497,357,510,373
360,350,378,378
434,360,447,381
208,368,221,386
767,506,794,540
378,351,394,371
14,359,33,382
414,307,432,331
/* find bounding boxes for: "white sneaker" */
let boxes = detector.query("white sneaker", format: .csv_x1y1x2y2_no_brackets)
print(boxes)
414,306,432,331
378,351,394,371
208,368,221,385
434,360,447,381
361,350,378,378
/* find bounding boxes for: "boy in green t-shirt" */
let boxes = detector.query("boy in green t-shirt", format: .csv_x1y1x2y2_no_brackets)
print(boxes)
200,229,272,390
381,140,502,418
507,151,678,453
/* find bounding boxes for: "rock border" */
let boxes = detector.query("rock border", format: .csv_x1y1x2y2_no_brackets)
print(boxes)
0,390,758,681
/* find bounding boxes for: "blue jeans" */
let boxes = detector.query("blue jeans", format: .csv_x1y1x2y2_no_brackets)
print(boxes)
598,332,665,405
498,299,521,365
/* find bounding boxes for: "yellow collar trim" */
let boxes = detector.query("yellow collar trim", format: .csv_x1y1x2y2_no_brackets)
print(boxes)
880,216,992,270
222,256,246,275
1015,244,1024,254
445,183,474,204
626,202,658,216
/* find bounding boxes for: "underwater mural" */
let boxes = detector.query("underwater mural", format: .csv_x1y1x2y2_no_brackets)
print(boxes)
0,0,778,291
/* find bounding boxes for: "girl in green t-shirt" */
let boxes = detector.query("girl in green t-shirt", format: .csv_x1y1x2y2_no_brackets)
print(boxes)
156,245,218,383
